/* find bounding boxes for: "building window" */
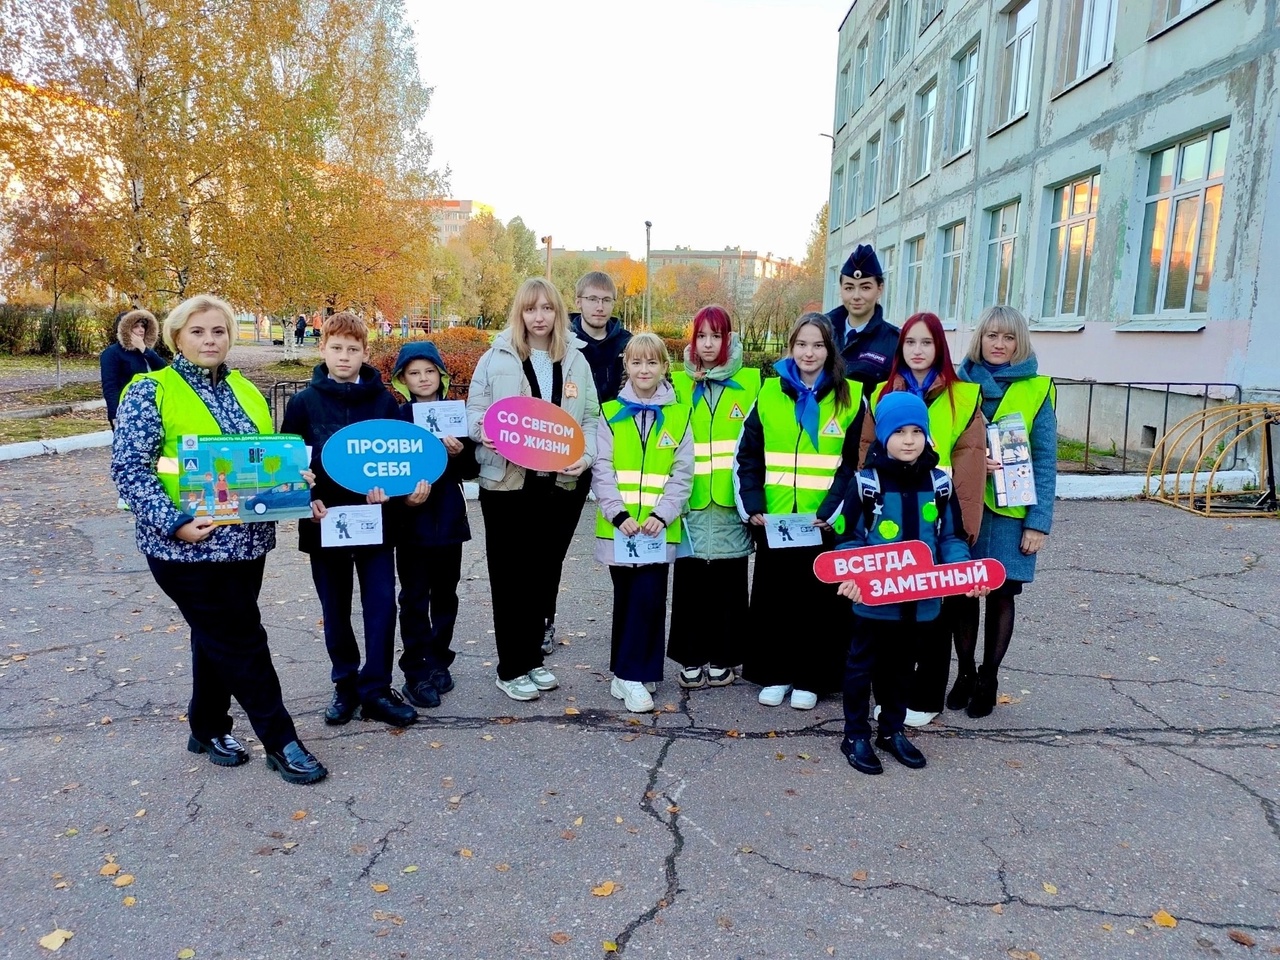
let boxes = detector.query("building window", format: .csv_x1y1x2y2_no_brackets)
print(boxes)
846,152,861,225
882,244,896,318
1061,0,1115,86
984,201,1019,305
854,37,870,111
873,6,891,86
939,222,966,325
905,236,926,315
864,136,881,212
913,81,937,180
1135,127,1228,315
831,166,845,233
1151,0,1219,31
920,0,943,33
893,0,913,64
885,111,905,197
997,1,1036,126
950,44,979,156
836,60,851,128
1043,173,1099,317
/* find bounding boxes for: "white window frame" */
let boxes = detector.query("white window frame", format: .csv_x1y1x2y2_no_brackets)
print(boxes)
864,135,881,212
1149,0,1221,34
846,151,862,225
854,36,870,111
1042,173,1100,317
950,43,979,156
1060,0,1116,89
884,110,905,197
881,245,897,320
984,200,1020,306
831,166,845,234
893,0,913,64
997,1,1037,128
1134,126,1229,316
920,0,943,33
836,60,851,129
938,221,966,327
913,81,937,181
873,6,891,87
905,236,926,316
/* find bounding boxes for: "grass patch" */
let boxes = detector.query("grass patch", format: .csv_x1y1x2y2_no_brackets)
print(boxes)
15,382,103,406
0,354,100,374
1057,436,1117,463
0,412,108,445
259,359,315,380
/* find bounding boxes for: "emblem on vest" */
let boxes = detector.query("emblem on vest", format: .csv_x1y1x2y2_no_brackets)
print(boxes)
564,382,579,399
657,431,676,449
728,403,745,419
822,417,843,436
859,351,887,364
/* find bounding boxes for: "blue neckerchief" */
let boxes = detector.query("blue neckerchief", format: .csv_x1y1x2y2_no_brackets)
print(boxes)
772,358,825,447
905,368,938,399
691,375,742,409
609,401,665,435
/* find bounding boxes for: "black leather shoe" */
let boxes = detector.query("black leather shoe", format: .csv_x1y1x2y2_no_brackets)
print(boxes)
946,669,977,711
966,669,998,718
187,733,249,767
401,680,441,709
427,667,455,695
361,689,418,727
875,731,927,769
324,688,359,726
264,740,328,785
841,737,883,775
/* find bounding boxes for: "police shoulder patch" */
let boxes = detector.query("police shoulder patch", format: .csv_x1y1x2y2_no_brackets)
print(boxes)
822,417,843,436
728,403,745,420
657,431,676,448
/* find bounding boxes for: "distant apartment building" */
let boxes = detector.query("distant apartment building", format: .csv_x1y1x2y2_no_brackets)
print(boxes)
825,0,1279,423
648,246,796,302
432,199,493,241
551,247,632,263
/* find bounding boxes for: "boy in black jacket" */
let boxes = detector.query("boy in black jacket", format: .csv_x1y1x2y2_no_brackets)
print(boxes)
280,312,417,728
390,341,478,708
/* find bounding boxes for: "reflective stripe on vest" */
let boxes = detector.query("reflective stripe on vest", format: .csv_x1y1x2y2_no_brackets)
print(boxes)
128,366,273,507
671,368,760,510
870,380,981,468
754,378,857,514
982,376,1055,518
594,399,692,544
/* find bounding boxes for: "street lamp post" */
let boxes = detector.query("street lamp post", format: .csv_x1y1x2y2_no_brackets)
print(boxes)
644,220,652,327
540,235,552,279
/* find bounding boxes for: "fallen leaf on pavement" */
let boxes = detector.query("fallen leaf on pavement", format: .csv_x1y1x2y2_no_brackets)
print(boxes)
291,810,307,821
564,707,580,716
852,870,868,882
573,816,584,826
459,848,473,858
549,932,571,945
592,880,617,897
992,904,1004,914
100,863,121,876
402,865,418,873
667,805,680,814
1101,923,1112,931
494,863,510,872
561,829,576,840
113,874,134,887
38,929,74,951
177,951,195,960
1227,930,1256,947
135,809,146,817
1042,882,1058,895
122,896,136,906
371,882,389,893
603,942,618,953
1007,951,1040,960
372,910,404,925
1152,910,1177,928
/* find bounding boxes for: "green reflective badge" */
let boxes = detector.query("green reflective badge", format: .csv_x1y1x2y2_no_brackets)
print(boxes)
877,519,900,540
922,501,939,523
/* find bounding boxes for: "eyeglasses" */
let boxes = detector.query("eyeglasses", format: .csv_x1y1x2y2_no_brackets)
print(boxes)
580,296,615,306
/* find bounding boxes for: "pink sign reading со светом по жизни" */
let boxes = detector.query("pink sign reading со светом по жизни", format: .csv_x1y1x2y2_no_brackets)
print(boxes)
483,396,585,473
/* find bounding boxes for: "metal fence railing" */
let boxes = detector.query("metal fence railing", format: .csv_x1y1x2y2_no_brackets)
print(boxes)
1052,379,1245,474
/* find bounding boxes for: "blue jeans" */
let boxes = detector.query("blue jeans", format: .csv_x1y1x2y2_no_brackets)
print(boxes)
309,546,397,700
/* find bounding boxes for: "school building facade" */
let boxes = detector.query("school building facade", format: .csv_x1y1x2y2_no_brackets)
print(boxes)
823,0,1279,456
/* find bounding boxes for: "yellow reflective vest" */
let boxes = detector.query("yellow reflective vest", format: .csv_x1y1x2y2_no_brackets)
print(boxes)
755,379,858,514
870,380,981,469
983,375,1055,518
594,399,692,544
128,366,273,507
670,368,760,510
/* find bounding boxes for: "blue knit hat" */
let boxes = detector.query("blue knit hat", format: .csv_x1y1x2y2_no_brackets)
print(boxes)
874,392,931,446
391,340,451,400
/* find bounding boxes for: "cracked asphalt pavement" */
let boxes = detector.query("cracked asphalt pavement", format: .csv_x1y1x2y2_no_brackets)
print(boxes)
1,447,1277,959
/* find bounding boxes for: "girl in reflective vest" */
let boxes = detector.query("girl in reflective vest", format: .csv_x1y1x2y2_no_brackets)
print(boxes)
592,334,695,713
819,311,986,727
667,305,761,689
951,306,1058,717
734,313,859,710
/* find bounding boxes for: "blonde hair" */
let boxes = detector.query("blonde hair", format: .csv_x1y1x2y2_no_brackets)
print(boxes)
162,295,236,351
575,270,617,298
623,331,670,377
507,277,569,362
966,305,1034,365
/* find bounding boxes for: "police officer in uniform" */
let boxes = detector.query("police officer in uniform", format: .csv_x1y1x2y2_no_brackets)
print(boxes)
826,244,900,393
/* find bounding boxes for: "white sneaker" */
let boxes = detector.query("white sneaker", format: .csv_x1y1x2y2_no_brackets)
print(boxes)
790,689,818,710
903,709,939,728
758,685,792,707
528,666,559,691
644,682,657,693
611,677,654,713
496,675,540,701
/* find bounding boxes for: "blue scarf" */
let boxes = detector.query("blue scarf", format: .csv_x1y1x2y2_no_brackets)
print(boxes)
904,368,938,399
691,375,742,409
609,401,665,435
773,358,825,448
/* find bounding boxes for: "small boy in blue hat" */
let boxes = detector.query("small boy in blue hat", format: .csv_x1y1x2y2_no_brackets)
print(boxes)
835,392,986,775
390,341,478,708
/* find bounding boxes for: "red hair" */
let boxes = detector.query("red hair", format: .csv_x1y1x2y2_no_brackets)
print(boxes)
689,304,732,369
883,312,960,402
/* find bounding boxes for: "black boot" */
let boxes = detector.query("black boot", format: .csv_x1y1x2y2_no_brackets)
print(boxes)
361,688,419,727
402,679,441,709
841,737,883,775
966,667,998,718
875,730,927,769
324,687,359,725
265,740,328,785
946,668,977,711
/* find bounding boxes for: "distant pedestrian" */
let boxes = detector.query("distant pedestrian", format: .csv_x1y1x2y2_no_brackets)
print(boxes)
100,309,167,430
294,314,306,346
